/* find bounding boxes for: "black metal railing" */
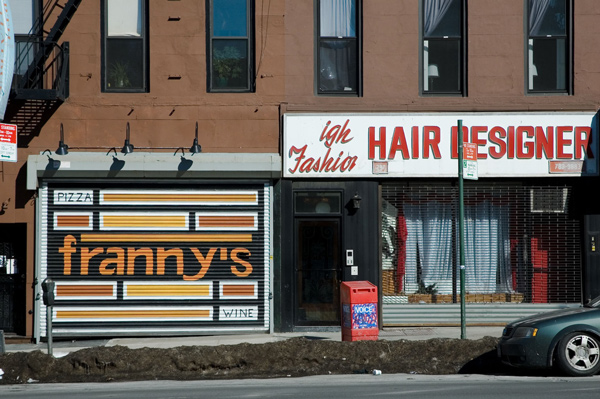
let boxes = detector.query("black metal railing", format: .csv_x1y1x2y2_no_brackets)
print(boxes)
11,0,80,100
13,38,69,99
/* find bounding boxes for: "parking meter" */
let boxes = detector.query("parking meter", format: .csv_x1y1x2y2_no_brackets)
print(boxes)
41,278,55,306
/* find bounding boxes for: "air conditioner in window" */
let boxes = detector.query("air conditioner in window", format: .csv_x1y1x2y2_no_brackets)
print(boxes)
530,187,569,213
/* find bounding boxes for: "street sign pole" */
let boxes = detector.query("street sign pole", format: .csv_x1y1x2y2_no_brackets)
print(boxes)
458,120,466,339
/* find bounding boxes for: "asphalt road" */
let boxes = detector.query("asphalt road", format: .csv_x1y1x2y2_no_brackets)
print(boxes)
1,374,598,399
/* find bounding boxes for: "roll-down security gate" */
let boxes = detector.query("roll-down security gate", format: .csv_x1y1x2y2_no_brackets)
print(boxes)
37,181,271,338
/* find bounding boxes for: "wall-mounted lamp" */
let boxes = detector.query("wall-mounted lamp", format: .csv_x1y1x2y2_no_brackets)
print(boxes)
351,192,362,210
189,121,202,154
55,123,68,155
121,122,134,154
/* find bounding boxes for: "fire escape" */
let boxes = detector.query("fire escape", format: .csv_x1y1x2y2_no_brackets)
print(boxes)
5,0,81,146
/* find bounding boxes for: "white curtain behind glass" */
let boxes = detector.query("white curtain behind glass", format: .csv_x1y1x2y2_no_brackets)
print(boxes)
529,0,551,35
320,0,355,37
381,199,398,271
404,201,453,294
463,201,512,293
108,0,141,37
424,0,453,36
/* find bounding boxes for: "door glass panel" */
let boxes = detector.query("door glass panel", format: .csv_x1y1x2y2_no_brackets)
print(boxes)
296,220,340,325
294,192,341,214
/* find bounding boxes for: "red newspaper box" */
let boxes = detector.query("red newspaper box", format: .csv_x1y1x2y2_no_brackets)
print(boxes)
341,281,379,341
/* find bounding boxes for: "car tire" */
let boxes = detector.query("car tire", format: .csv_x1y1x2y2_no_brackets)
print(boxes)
556,332,600,376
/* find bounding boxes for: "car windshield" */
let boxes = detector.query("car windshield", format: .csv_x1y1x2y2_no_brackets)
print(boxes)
584,295,600,307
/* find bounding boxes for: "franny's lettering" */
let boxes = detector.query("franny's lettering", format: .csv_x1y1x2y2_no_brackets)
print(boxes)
59,235,253,280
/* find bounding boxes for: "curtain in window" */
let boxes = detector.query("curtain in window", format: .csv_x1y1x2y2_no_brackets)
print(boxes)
403,199,512,295
107,0,141,37
382,199,398,271
463,201,512,293
319,43,356,91
320,0,356,37
529,0,551,36
424,0,454,36
404,201,453,293
318,0,357,93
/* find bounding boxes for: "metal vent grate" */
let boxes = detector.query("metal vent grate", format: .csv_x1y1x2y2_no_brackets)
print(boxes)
530,187,568,213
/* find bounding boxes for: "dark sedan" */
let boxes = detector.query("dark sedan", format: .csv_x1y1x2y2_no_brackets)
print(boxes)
498,296,600,376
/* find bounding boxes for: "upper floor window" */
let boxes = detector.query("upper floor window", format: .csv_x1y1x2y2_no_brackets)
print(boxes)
207,0,254,92
12,0,39,77
317,0,361,96
102,0,148,92
527,0,571,94
422,0,465,95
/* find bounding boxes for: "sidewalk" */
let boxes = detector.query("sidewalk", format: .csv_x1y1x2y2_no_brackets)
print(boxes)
3,326,504,357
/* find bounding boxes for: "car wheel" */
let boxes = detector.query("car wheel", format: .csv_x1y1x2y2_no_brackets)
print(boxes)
556,332,600,376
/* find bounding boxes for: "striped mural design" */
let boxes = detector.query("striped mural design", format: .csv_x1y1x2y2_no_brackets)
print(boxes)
196,213,258,230
220,281,258,299
54,307,214,322
100,213,189,230
55,282,117,300
124,281,212,299
78,233,253,242
54,213,93,230
42,183,268,337
100,190,258,205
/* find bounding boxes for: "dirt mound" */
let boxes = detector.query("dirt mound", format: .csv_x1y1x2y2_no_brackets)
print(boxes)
0,336,506,384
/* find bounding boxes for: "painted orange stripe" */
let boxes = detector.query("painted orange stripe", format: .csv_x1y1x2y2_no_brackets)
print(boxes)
80,233,252,242
56,310,211,319
102,194,257,203
126,285,210,297
56,215,91,227
197,216,255,228
56,285,114,297
102,215,187,228
222,285,255,296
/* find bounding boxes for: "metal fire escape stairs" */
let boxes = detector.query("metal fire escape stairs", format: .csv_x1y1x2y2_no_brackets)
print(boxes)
6,0,81,142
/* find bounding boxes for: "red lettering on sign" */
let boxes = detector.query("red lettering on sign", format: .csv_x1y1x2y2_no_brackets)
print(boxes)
556,126,572,159
423,126,441,159
412,127,419,159
470,126,488,159
451,125,469,158
488,127,506,159
535,126,554,159
516,126,534,159
320,119,353,148
368,127,386,160
388,127,410,160
575,126,593,159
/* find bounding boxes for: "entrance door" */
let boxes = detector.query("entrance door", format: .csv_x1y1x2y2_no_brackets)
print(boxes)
295,219,341,325
0,224,26,335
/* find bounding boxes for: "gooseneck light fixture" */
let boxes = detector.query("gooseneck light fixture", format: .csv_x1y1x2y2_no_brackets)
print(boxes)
121,122,134,154
189,121,202,154
55,123,69,155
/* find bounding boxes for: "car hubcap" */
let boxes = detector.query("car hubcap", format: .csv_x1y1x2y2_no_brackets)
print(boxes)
565,335,600,371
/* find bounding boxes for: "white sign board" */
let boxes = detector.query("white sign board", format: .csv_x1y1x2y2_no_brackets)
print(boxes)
283,113,598,178
463,142,478,180
0,123,17,162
